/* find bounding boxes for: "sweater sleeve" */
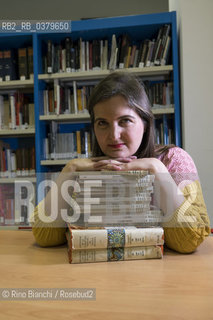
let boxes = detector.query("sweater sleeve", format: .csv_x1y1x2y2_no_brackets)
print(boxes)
159,147,210,253
30,199,67,247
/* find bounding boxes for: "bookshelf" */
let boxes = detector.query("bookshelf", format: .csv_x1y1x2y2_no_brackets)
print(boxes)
38,65,173,81
0,11,181,227
0,33,36,229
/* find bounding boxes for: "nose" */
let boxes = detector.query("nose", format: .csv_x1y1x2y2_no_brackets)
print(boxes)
108,123,122,140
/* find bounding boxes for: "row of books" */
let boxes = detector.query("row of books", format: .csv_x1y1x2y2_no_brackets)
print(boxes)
65,171,163,263
0,47,33,81
44,124,92,160
43,80,174,116
154,116,174,145
0,94,35,130
0,143,35,177
0,184,33,226
44,24,171,74
43,81,94,115
145,81,174,107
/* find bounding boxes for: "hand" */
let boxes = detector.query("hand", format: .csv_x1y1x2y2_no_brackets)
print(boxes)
61,158,97,174
93,158,168,174
61,156,136,173
93,156,137,170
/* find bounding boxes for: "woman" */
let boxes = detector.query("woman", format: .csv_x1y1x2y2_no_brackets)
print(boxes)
31,72,210,253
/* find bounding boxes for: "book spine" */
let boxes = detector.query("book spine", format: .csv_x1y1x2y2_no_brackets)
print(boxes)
18,48,28,80
73,80,78,114
68,227,164,250
54,79,60,114
68,245,163,263
65,37,71,72
0,51,4,81
0,95,4,129
27,47,34,79
4,49,17,81
47,40,53,73
9,94,16,129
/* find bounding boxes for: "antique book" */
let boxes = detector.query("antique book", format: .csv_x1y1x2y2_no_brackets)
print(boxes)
67,224,164,250
67,234,163,264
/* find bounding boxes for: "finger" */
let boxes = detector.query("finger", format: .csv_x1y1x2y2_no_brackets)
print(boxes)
91,156,109,161
93,159,118,167
115,158,133,163
101,165,122,171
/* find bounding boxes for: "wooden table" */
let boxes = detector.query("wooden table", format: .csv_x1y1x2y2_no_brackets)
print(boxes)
0,230,213,320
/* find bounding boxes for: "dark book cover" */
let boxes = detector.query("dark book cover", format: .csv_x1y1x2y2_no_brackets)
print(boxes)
75,42,80,71
27,47,33,79
30,146,35,171
18,48,28,80
3,49,17,81
47,40,53,73
92,40,100,69
15,148,22,172
119,34,130,68
0,51,4,80
70,42,76,71
65,37,72,71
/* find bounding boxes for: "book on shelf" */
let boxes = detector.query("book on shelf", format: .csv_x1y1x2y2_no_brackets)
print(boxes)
154,24,171,66
144,81,174,108
0,93,35,130
0,51,4,81
44,123,92,160
43,81,93,115
154,115,174,145
0,47,33,81
0,184,14,226
0,183,35,227
3,50,17,81
0,142,35,178
18,48,28,80
27,47,34,79
42,23,171,74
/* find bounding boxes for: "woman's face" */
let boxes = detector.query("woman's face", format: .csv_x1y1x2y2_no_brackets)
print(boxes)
93,95,145,158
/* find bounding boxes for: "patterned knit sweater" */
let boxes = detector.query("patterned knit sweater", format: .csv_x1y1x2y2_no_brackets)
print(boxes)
31,147,210,253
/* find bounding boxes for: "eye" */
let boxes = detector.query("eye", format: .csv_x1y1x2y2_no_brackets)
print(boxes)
97,120,108,127
120,118,132,125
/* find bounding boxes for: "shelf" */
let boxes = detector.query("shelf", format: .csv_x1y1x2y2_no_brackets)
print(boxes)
39,113,90,122
152,107,174,114
0,128,35,136
0,79,34,89
38,66,173,82
0,177,36,184
0,226,19,230
0,225,31,230
40,108,174,122
41,160,70,166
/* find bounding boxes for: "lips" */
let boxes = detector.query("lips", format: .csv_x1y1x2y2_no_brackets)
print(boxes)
108,144,125,149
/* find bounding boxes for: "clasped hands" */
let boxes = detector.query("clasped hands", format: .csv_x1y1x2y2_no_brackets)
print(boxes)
61,155,165,175
92,156,137,171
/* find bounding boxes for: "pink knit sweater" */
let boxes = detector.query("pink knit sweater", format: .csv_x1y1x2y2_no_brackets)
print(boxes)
158,147,199,186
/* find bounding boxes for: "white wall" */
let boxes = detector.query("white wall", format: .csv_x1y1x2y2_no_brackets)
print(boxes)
0,0,168,20
169,0,213,227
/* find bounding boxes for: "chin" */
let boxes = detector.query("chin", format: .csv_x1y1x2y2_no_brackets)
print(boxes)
107,150,131,158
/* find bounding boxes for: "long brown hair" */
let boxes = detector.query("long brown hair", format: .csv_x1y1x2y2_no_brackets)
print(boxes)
88,71,174,158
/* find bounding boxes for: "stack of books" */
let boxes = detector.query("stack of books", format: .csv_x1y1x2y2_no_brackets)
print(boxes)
66,170,164,264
